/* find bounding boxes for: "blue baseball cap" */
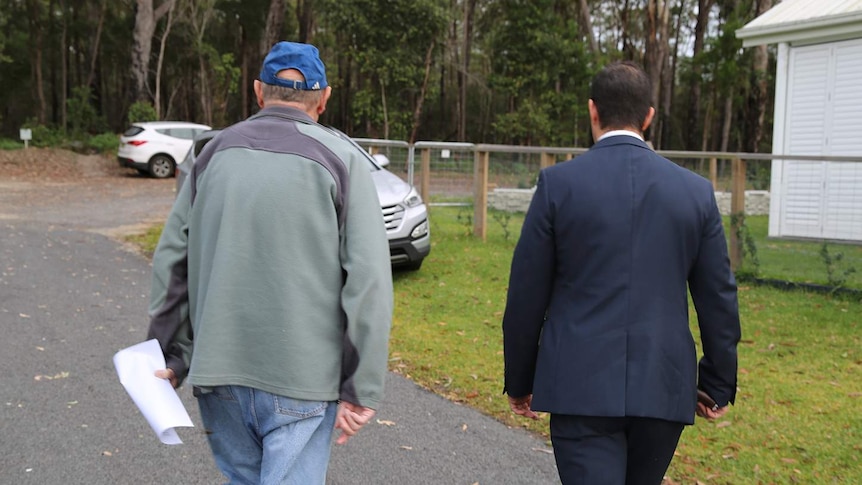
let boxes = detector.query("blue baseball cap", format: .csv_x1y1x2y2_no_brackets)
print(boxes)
259,41,328,91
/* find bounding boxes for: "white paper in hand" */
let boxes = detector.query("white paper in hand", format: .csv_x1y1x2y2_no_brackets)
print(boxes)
113,339,194,445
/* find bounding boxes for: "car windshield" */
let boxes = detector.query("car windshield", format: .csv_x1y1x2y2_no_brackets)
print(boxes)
329,127,380,173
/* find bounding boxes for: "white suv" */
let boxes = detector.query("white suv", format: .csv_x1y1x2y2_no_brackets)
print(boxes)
118,121,212,178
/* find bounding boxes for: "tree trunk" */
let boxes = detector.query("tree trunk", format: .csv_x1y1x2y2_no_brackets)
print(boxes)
644,0,669,144
296,0,314,44
578,0,599,56
744,0,772,153
686,0,714,151
86,0,107,90
262,0,285,56
181,0,216,124
131,0,175,103
241,27,251,119
59,0,68,130
621,0,632,59
380,78,389,139
457,0,476,141
644,0,669,111
659,0,685,149
409,42,436,144
154,1,175,119
720,93,732,153
27,0,47,124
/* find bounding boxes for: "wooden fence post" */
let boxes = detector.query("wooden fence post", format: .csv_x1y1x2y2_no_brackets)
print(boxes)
710,157,718,190
473,150,489,241
729,158,746,272
420,148,431,203
540,152,555,169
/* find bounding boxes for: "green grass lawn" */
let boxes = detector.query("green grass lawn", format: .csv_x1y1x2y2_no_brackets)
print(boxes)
736,215,862,290
393,207,861,484
132,207,861,484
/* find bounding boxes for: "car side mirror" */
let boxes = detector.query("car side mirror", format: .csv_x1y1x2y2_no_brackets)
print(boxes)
372,153,390,167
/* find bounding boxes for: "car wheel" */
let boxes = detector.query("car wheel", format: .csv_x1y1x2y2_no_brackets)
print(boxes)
148,154,176,179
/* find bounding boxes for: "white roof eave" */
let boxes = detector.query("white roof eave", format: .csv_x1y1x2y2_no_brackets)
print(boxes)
737,11,862,47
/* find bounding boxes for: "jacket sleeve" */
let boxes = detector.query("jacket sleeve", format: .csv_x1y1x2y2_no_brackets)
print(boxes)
337,153,394,409
502,170,556,397
688,195,741,406
146,179,194,383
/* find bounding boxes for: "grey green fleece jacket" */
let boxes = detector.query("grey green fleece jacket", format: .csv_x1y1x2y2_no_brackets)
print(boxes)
146,106,393,409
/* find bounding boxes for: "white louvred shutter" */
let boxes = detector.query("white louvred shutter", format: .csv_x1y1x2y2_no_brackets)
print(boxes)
822,38,862,241
779,44,830,239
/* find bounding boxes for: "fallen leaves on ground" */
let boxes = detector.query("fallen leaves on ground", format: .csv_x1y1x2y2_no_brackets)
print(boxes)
34,371,70,381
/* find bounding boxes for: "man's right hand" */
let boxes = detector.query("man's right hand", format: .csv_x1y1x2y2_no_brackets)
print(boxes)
154,368,179,389
696,402,728,420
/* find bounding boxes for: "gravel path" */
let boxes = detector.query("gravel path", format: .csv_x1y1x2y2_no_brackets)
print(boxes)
0,149,176,238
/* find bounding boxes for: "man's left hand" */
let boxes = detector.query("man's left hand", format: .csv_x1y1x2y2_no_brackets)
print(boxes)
508,394,539,420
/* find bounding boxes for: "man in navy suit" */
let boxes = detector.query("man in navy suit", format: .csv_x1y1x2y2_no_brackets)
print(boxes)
502,61,741,484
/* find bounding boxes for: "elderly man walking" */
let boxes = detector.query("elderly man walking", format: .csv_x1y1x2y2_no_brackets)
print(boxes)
146,41,393,484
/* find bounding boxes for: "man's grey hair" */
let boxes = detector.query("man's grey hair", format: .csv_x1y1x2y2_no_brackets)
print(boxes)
260,83,323,107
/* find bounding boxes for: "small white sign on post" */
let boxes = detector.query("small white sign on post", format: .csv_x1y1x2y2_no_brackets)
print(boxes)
441,149,451,159
20,128,32,149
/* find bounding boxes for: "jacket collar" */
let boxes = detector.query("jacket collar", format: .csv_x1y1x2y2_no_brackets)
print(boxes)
590,134,653,152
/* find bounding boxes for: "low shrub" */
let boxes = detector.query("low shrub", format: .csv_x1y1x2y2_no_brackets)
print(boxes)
0,138,25,150
87,132,120,154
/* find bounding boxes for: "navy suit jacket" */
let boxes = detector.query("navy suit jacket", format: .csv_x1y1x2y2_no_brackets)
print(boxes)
502,135,740,425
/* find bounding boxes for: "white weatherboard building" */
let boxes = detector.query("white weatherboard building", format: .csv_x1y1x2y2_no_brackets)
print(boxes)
737,0,862,242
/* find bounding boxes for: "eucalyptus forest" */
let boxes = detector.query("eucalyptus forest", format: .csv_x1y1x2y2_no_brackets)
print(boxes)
0,0,775,152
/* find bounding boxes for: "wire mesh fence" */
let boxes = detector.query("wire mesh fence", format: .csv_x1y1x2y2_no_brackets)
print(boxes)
353,137,862,293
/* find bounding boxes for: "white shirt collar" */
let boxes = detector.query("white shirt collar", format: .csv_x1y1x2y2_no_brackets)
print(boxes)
597,130,644,142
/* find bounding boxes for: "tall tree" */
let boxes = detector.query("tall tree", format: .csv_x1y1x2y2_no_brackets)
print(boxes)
153,0,175,119
131,0,176,103
743,0,772,153
410,42,436,143
296,0,315,43
217,0,272,119
644,0,671,147
579,0,599,56
686,0,715,151
26,0,47,124
457,0,477,141
85,0,108,90
0,0,776,151
184,0,219,125
58,0,69,130
261,0,285,55
323,0,448,140
482,0,588,145
659,0,686,149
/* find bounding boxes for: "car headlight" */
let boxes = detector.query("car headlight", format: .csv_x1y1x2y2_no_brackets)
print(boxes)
410,219,429,239
403,188,423,208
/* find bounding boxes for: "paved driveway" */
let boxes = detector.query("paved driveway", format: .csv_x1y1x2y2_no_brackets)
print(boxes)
0,160,559,484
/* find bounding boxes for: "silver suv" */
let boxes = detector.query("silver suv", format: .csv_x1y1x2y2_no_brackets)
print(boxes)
176,130,430,271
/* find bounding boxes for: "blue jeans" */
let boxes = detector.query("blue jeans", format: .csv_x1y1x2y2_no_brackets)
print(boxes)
197,385,337,485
